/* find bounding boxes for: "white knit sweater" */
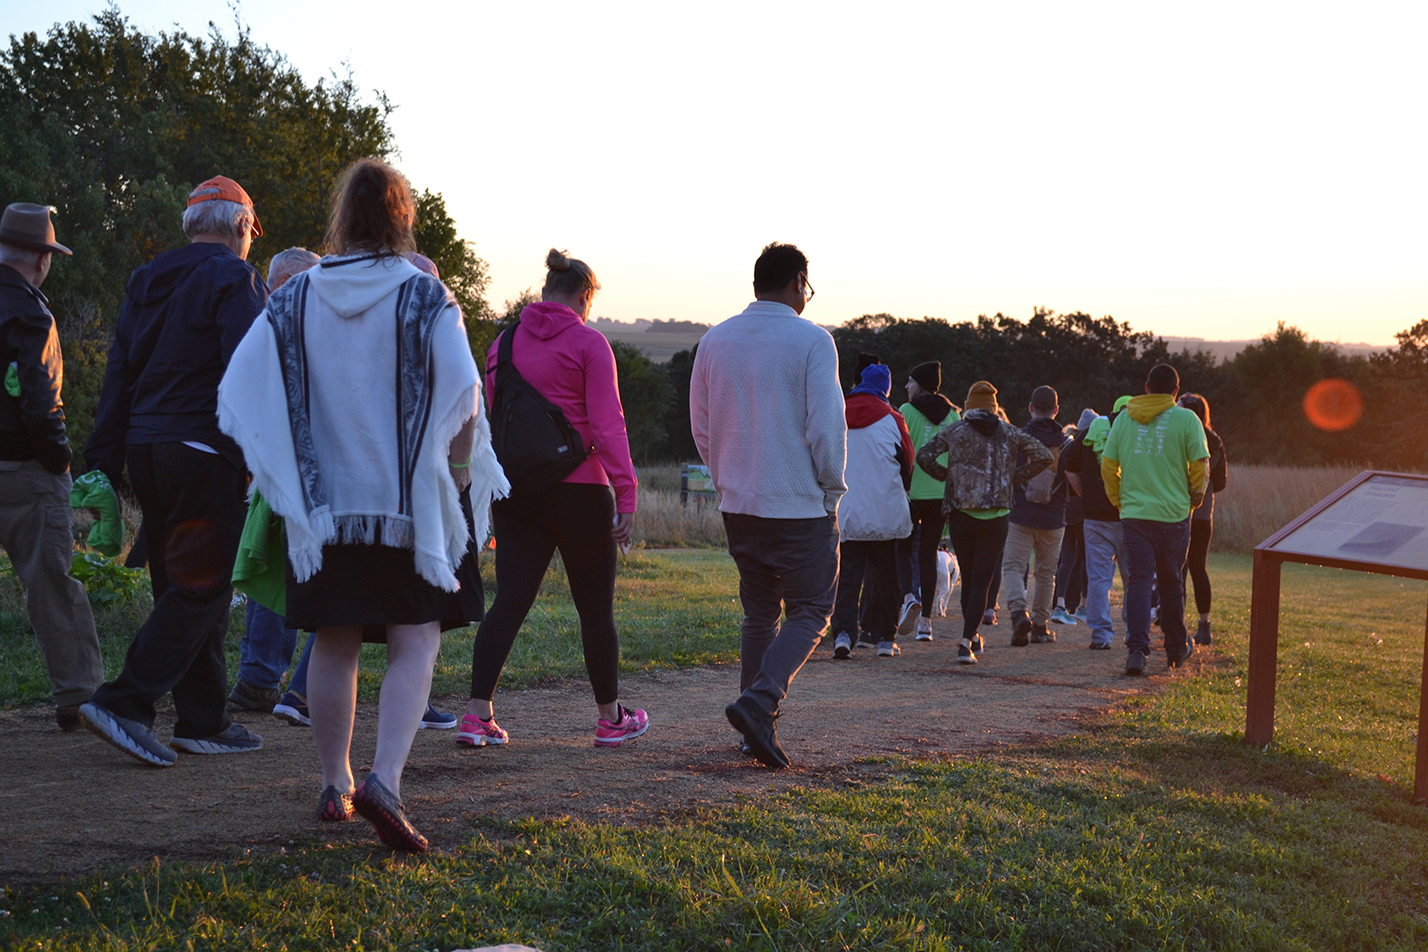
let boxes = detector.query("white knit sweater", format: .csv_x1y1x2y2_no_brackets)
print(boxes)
690,301,847,519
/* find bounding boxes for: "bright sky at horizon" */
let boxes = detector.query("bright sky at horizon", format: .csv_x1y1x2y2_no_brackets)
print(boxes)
6,1,1425,345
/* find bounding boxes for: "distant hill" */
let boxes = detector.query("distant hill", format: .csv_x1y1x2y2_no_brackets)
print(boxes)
1160,337,1386,362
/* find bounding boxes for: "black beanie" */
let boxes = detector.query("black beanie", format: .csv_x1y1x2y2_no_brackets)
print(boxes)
910,361,941,393
854,352,882,378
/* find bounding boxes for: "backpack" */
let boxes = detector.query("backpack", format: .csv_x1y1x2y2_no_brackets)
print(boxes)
1023,434,1069,505
488,324,589,497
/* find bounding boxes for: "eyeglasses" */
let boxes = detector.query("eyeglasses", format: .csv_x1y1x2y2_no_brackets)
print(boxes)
801,274,815,302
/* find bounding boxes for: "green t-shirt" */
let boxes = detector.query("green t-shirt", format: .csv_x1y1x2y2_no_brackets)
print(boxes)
900,401,960,501
1103,405,1209,522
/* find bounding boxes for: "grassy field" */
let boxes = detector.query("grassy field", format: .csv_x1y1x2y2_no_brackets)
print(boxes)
4,551,1428,950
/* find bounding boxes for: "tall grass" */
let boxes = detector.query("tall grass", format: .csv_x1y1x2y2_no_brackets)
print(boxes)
1212,464,1378,552
633,463,725,548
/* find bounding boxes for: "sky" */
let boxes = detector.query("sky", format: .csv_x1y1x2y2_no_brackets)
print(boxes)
6,1,1425,346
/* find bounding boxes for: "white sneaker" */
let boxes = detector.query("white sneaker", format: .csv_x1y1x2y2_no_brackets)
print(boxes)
896,595,921,636
915,619,933,641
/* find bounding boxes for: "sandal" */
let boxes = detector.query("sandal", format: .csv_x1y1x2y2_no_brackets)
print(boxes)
353,776,428,852
317,786,354,822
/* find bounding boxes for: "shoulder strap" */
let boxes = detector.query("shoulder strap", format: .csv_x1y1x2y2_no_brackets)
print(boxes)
497,322,516,367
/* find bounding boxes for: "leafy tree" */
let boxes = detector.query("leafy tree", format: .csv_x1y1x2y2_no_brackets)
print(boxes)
608,342,673,464
661,345,700,462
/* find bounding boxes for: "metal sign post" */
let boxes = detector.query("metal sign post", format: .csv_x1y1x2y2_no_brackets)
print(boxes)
1246,471,1428,802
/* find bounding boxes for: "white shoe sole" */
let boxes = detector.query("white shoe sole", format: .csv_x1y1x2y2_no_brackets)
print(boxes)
272,703,310,727
168,736,262,755
915,632,933,642
418,719,458,730
457,732,507,747
79,704,176,767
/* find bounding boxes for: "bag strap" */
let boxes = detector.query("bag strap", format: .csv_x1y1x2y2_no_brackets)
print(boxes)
497,322,516,368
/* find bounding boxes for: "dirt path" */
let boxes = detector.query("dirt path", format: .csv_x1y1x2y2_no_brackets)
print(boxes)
1,621,1176,887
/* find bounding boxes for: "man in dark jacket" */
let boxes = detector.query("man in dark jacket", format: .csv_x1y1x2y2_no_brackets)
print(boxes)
80,176,268,767
0,203,104,731
1002,385,1072,646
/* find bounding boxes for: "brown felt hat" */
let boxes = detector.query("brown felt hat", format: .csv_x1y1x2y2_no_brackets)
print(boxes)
965,380,999,413
0,203,72,256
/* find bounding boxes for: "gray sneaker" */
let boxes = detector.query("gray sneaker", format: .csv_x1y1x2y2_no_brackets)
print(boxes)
832,631,853,660
228,679,280,713
876,640,901,657
79,702,177,767
1125,650,1147,676
169,722,263,755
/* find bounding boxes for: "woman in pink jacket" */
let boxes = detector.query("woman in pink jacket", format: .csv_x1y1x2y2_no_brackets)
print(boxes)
459,249,648,748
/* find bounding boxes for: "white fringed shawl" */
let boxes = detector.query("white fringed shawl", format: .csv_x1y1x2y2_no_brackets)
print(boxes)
218,254,508,591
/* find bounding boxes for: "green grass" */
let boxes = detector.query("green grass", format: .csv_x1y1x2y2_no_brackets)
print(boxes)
5,554,1428,950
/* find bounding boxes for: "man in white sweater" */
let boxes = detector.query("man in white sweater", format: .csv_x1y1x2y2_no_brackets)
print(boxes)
691,242,847,769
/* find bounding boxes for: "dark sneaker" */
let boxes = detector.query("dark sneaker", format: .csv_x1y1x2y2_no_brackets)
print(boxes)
896,595,921,636
1011,611,1032,647
832,631,852,659
1167,639,1196,668
982,608,998,626
79,702,176,767
855,631,878,650
876,640,901,657
353,775,428,852
273,691,310,727
958,641,978,665
228,679,279,713
1125,650,1147,676
169,722,263,755
725,695,789,769
971,633,984,654
418,703,458,730
57,704,83,732
1089,640,1112,650
317,785,354,822
1030,623,1056,644
1194,619,1212,646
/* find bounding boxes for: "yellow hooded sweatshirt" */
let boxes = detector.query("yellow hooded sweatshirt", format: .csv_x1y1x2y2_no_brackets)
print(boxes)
1101,394,1208,511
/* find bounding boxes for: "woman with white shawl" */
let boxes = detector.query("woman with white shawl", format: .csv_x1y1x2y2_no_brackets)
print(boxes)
219,159,507,852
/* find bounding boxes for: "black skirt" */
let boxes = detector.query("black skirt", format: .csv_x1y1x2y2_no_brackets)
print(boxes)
284,488,486,641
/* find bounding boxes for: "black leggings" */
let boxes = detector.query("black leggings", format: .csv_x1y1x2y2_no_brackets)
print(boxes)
896,498,948,619
1184,517,1213,616
469,483,620,704
946,510,1010,643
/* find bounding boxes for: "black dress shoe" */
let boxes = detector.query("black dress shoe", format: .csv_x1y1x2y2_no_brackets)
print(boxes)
725,696,789,769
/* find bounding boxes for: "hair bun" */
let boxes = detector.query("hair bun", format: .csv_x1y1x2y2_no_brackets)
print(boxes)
546,248,572,272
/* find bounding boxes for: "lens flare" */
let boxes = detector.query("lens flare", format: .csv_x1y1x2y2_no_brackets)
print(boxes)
1302,378,1362,432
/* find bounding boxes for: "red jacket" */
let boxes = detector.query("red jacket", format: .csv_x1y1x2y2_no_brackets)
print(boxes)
486,301,638,512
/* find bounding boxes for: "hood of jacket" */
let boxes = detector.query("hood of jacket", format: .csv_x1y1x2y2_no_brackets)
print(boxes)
846,392,895,429
963,407,1002,437
1127,393,1177,424
125,242,247,307
909,391,955,424
516,300,584,340
304,253,424,319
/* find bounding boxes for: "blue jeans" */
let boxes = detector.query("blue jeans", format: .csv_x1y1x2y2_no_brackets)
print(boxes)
1122,518,1191,656
239,598,299,691
1082,519,1127,647
288,633,315,697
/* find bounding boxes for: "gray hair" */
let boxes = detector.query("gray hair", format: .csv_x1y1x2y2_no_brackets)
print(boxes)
0,243,44,270
267,247,320,288
182,198,255,240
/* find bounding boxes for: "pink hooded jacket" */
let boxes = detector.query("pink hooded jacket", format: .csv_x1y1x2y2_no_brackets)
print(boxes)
485,301,638,513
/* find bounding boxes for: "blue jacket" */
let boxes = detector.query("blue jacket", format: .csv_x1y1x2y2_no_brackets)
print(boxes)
86,242,267,480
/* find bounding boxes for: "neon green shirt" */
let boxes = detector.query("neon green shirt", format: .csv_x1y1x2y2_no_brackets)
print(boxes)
900,401,960,501
1103,404,1208,522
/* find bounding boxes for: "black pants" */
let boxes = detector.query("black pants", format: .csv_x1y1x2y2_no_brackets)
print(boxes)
1184,518,1214,615
91,443,245,738
946,509,1009,643
897,498,947,620
1053,521,1087,613
470,483,620,704
833,539,898,642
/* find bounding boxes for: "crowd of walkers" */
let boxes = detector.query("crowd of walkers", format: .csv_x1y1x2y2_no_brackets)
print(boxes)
1,164,1226,853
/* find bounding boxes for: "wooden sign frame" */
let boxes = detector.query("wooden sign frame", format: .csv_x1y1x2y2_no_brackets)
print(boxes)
1246,470,1428,802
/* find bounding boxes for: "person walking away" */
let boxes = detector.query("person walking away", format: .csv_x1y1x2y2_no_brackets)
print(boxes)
1001,386,1072,647
80,176,268,766
895,361,959,641
917,382,1052,664
691,242,845,769
1064,406,1130,649
463,248,646,750
0,203,104,732
1101,364,1209,676
1052,414,1094,625
829,362,914,660
219,159,504,851
1177,393,1227,645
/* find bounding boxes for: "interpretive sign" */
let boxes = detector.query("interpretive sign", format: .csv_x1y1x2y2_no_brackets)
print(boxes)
1245,471,1428,802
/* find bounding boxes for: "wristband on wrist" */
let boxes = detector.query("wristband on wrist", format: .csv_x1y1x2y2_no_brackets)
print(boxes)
449,457,471,469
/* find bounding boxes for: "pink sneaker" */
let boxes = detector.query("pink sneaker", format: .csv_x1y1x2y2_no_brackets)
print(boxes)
456,714,508,747
594,706,649,746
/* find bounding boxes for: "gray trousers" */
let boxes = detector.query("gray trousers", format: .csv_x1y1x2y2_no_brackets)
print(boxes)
722,511,839,715
1002,522,1065,625
0,460,103,706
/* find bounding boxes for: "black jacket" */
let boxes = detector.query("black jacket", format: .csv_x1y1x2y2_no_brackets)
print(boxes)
86,243,267,481
1009,417,1072,530
0,264,71,473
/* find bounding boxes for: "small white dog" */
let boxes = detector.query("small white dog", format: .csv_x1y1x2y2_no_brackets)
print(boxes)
932,548,959,617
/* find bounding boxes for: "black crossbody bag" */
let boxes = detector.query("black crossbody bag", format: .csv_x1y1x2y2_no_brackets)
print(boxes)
489,323,589,496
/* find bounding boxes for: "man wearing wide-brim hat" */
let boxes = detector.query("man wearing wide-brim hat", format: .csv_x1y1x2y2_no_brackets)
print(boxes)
0,202,105,731
79,176,268,767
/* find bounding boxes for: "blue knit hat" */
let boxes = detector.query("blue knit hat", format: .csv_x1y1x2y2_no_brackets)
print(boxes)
854,362,892,398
